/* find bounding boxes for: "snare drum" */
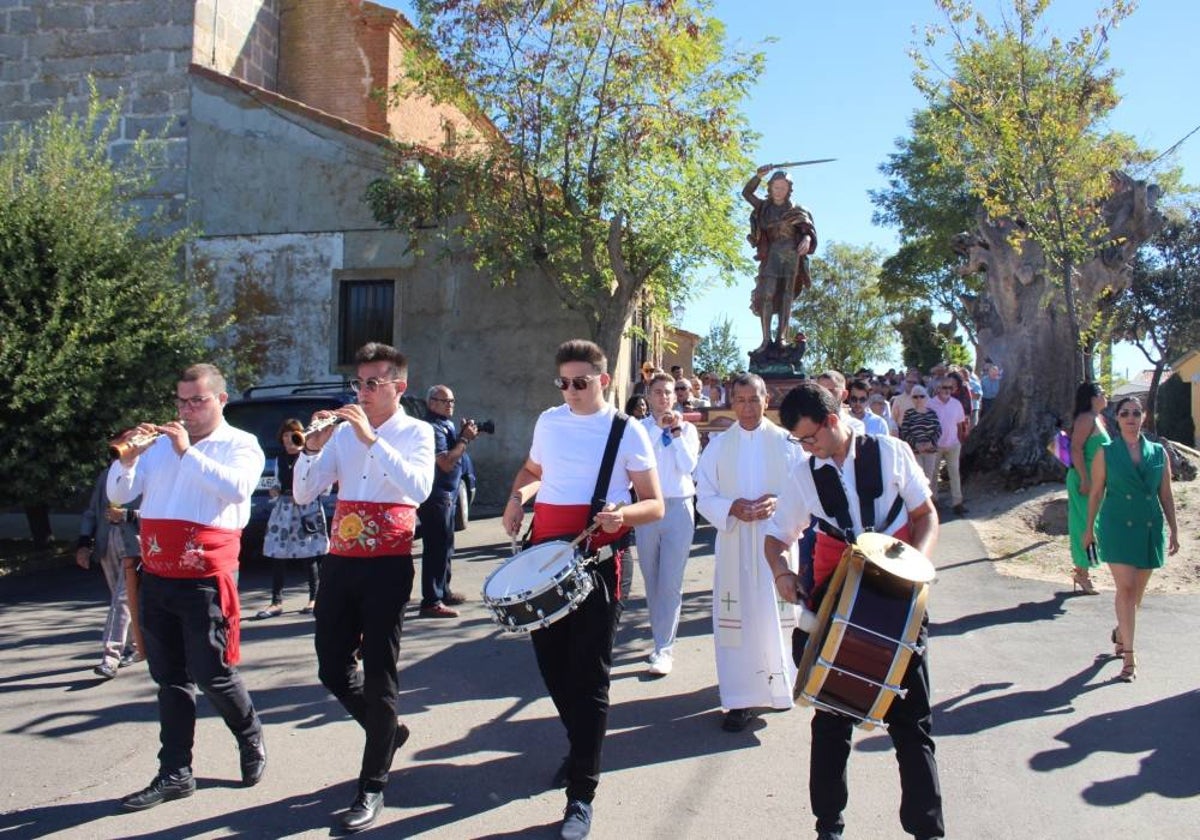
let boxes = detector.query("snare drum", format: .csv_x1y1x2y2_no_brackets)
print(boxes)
481,541,595,633
794,533,934,729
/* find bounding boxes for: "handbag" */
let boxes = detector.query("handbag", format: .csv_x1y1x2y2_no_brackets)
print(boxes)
300,502,327,535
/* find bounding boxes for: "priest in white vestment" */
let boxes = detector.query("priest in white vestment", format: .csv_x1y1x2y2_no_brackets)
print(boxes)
696,373,800,732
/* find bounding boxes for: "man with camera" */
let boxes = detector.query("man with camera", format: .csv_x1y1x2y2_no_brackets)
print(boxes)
417,385,480,618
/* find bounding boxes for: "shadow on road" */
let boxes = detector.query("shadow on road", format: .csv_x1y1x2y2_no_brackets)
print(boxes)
1029,689,1200,805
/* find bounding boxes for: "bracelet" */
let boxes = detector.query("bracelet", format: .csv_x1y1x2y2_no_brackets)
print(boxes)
774,570,795,583
509,493,523,505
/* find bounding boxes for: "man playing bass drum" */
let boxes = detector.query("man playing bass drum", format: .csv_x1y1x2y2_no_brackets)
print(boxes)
762,383,944,840
503,339,663,840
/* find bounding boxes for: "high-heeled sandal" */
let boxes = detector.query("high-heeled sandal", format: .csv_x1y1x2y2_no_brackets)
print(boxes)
1110,626,1125,656
1072,567,1099,595
1118,651,1137,682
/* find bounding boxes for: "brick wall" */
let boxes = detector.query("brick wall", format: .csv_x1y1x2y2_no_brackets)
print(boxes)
278,0,391,134
193,0,280,91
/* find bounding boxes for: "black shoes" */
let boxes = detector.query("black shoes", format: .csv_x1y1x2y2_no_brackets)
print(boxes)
560,798,593,840
722,708,754,732
340,790,384,832
119,772,196,811
816,832,844,840
239,735,267,787
952,503,968,516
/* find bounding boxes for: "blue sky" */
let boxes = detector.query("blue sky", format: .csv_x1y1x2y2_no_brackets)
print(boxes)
382,1,1200,378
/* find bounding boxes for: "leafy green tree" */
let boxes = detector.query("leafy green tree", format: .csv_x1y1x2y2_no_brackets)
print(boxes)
693,316,743,380
790,242,896,374
895,307,952,373
371,0,761,358
871,110,982,355
913,0,1148,380
1115,204,1200,431
900,0,1163,477
0,90,217,546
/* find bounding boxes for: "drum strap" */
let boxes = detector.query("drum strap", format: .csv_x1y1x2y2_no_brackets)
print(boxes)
809,435,904,542
584,412,630,557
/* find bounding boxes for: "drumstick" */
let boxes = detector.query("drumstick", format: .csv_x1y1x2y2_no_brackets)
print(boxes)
536,521,603,573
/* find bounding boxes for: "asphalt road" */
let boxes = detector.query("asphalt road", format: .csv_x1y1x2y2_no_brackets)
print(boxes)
1,514,1197,839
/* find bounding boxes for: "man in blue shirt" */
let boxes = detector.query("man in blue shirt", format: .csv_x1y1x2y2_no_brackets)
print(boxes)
417,385,478,618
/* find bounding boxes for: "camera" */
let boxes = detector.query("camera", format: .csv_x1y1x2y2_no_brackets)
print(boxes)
467,419,495,434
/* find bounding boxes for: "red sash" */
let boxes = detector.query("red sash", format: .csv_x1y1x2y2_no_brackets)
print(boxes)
813,523,913,592
139,519,244,665
329,500,416,557
532,502,627,588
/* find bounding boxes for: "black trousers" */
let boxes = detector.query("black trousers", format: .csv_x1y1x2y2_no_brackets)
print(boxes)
417,492,455,607
792,621,944,839
314,554,413,792
269,556,319,603
531,557,620,804
141,573,261,775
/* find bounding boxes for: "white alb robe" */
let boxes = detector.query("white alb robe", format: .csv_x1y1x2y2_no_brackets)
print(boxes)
696,420,799,711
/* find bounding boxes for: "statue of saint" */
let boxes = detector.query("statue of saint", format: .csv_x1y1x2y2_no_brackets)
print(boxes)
742,165,817,353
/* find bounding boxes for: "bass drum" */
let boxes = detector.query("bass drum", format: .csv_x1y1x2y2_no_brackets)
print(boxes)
794,533,934,729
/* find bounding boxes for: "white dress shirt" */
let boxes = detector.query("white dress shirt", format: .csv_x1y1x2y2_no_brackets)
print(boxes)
641,415,700,498
293,409,434,507
107,420,265,530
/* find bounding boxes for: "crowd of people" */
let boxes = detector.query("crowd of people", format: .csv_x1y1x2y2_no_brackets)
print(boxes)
73,341,1184,840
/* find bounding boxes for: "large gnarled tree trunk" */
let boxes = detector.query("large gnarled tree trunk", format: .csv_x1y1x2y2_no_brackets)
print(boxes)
957,172,1162,484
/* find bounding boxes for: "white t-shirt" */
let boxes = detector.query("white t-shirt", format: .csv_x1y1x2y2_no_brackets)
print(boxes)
529,404,655,505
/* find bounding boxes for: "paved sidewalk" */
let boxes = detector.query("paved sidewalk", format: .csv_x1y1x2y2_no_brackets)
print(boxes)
1,515,1197,839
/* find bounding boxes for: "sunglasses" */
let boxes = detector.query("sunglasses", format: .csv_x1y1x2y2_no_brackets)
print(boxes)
848,396,869,404
913,394,927,399
1118,409,1143,418
554,374,599,391
350,377,398,393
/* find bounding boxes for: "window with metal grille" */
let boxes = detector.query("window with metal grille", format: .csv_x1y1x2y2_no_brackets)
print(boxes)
338,279,395,364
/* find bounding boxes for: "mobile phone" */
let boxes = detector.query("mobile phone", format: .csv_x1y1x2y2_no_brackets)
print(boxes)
1086,543,1098,565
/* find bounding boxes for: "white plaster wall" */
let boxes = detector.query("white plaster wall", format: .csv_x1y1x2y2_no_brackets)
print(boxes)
191,232,343,385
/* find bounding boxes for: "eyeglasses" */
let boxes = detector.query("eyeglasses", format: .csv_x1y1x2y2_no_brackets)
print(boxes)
350,377,399,393
940,386,954,392
175,394,213,409
1118,409,1143,418
429,396,456,404
554,374,599,391
788,419,828,446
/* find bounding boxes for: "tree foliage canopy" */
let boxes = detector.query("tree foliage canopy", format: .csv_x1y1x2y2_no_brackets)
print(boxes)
1119,204,1200,369
0,89,216,511
371,0,762,352
693,315,742,379
790,242,896,374
910,0,1151,377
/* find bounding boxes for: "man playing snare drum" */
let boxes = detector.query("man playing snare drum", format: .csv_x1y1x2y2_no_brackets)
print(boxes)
763,383,944,840
503,339,663,840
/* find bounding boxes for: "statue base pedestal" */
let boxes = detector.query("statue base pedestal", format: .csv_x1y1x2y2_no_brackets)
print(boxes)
749,342,806,379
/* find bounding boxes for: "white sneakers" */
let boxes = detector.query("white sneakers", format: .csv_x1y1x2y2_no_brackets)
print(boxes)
647,650,673,676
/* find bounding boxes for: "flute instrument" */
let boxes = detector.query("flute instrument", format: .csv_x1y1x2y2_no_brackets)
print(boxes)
290,415,345,448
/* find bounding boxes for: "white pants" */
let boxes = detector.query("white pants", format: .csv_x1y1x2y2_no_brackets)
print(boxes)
635,496,695,656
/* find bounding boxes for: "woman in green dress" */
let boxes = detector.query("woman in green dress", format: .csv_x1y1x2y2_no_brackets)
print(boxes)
1084,397,1180,682
1066,383,1110,594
